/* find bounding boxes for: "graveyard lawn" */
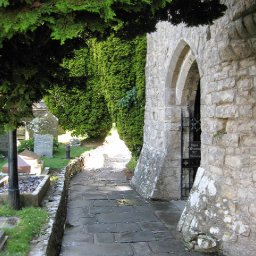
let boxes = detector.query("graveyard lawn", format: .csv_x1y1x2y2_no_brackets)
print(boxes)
42,144,91,170
0,204,48,256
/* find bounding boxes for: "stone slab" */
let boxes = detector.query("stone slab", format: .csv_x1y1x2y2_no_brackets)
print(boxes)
97,211,158,223
60,243,133,256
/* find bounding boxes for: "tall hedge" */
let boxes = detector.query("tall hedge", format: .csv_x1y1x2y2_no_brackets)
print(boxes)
46,35,146,156
45,48,112,139
90,36,146,156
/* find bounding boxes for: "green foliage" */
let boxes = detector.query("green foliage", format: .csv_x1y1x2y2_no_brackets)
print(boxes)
126,156,138,172
45,47,112,139
17,138,59,153
0,157,7,171
0,0,225,131
46,35,146,156
0,205,48,256
94,35,146,156
17,138,34,153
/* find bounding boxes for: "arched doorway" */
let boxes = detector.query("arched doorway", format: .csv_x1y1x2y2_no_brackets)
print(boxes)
180,82,201,199
166,40,201,200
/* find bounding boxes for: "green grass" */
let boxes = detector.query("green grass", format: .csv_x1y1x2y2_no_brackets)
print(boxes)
42,144,91,170
0,205,48,256
126,156,138,172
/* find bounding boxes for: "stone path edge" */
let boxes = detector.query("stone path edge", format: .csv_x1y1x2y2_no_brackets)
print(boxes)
29,153,89,256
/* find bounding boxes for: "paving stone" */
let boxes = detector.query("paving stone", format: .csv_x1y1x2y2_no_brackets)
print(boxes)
133,205,154,213
97,211,158,223
82,193,109,200
67,216,97,226
154,210,182,229
116,223,142,233
132,242,152,255
61,243,134,256
93,199,118,207
86,223,141,233
89,206,133,214
139,221,168,231
62,232,94,246
149,239,191,254
94,233,114,243
67,199,92,208
115,231,157,243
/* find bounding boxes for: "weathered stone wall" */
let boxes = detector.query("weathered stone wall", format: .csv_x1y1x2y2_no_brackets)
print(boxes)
132,0,256,255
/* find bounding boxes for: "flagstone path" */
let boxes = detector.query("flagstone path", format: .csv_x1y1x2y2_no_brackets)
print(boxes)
59,131,217,256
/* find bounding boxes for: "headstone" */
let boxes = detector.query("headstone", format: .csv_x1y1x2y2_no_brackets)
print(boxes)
34,134,53,157
27,113,59,139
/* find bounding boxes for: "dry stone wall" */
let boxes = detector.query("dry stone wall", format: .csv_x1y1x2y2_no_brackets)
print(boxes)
131,1,256,255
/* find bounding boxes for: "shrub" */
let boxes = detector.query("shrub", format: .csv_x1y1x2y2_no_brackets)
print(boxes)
18,138,34,153
89,35,146,156
45,48,112,140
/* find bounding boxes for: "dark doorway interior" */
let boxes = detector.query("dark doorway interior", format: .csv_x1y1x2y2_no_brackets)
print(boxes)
181,82,201,199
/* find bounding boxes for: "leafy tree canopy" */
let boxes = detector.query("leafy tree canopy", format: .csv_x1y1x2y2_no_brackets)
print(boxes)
0,0,226,131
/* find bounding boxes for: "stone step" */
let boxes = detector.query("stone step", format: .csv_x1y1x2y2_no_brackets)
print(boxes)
0,230,8,251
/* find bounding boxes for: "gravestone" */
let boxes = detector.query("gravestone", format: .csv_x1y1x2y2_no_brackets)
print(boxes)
34,134,53,157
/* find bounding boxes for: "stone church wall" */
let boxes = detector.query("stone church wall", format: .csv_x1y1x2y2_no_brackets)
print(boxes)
131,1,256,255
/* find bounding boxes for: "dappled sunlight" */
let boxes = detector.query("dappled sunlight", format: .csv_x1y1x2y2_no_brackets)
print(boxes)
84,129,131,172
115,185,132,191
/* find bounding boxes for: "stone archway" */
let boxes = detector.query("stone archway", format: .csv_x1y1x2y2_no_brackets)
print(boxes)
165,41,201,200
132,40,201,201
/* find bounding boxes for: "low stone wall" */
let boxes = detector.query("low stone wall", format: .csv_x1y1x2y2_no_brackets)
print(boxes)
29,153,88,256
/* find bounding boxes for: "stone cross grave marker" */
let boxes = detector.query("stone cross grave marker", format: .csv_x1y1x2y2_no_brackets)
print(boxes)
34,134,53,157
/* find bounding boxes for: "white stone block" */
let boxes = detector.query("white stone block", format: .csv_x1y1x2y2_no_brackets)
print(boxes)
216,105,237,118
212,90,235,105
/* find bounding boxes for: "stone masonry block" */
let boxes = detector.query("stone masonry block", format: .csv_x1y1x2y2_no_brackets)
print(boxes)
164,107,181,122
216,105,237,118
231,40,253,59
213,134,239,147
240,136,256,147
211,90,235,105
217,78,236,91
243,14,256,36
201,106,216,118
202,118,226,133
208,147,225,166
238,105,253,118
237,77,253,91
225,155,250,169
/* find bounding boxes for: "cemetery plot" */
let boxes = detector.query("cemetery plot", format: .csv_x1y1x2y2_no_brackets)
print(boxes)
0,175,50,207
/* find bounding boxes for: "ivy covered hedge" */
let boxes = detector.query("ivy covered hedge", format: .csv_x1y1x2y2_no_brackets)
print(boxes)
94,36,146,156
46,35,146,156
45,49,112,139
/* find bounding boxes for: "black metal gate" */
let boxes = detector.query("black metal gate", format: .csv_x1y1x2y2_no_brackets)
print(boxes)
180,86,201,199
